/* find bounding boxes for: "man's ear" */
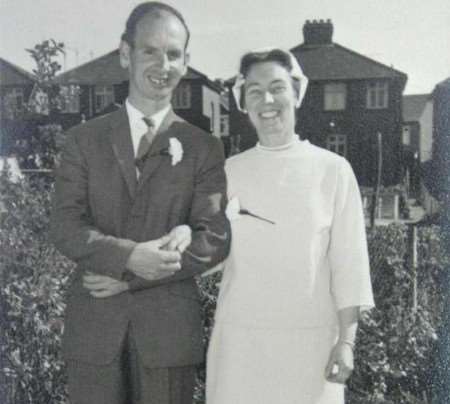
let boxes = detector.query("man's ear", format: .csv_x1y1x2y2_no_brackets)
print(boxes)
182,52,190,76
119,40,131,69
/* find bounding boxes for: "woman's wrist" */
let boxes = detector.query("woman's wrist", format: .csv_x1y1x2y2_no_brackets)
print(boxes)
336,339,355,350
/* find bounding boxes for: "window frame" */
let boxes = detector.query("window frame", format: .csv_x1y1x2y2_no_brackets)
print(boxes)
323,82,347,111
172,83,191,109
326,133,347,157
60,85,80,114
94,85,115,113
366,81,389,109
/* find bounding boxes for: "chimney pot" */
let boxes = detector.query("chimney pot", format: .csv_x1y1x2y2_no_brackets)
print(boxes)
303,19,333,46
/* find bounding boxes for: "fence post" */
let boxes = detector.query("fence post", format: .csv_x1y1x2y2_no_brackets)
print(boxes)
408,224,418,313
377,197,383,219
394,194,399,221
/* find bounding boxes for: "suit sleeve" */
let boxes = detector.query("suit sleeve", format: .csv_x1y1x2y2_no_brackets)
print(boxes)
328,159,375,312
127,136,231,291
50,130,137,280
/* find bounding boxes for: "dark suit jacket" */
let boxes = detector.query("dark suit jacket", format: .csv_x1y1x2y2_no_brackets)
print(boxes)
50,107,230,368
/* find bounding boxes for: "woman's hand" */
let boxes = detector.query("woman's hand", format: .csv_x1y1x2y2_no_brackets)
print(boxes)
325,341,354,384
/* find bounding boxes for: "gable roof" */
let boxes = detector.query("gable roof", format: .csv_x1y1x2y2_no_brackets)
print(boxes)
290,43,407,84
402,94,430,122
226,42,407,87
0,57,36,86
55,49,221,91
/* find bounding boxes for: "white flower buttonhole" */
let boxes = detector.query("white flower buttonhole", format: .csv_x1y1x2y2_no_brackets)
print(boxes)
168,138,183,166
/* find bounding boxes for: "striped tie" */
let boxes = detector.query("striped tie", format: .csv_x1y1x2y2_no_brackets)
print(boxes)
135,117,155,174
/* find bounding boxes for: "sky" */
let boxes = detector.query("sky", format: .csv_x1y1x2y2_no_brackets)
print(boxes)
0,0,449,95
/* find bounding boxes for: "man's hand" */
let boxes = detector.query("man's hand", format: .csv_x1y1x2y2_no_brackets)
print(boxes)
163,225,192,253
126,234,182,281
83,272,129,298
325,341,354,384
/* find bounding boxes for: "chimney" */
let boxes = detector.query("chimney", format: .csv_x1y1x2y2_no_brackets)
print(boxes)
303,19,333,45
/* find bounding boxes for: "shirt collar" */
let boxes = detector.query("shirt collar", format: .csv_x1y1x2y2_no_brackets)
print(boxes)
125,99,171,133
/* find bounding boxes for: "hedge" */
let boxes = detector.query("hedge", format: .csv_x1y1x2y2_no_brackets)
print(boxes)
0,173,448,404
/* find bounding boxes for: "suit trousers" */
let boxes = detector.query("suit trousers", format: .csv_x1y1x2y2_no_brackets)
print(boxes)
66,324,196,404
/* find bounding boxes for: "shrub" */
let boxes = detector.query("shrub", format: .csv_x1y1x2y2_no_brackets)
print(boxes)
347,224,447,404
0,171,74,404
1,170,447,404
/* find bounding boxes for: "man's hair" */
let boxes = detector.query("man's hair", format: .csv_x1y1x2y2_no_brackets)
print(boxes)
121,2,190,49
238,48,300,109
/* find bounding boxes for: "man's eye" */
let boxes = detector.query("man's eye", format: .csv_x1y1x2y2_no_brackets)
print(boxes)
167,51,182,60
247,89,262,97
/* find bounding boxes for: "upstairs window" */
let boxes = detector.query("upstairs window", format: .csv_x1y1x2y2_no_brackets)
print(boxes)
326,134,347,157
172,83,191,109
324,83,347,111
94,85,114,112
367,82,388,109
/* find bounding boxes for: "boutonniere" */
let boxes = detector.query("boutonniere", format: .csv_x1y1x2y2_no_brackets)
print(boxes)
226,197,275,225
160,138,183,166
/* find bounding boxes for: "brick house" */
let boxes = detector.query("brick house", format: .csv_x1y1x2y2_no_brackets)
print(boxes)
0,57,36,121
55,49,225,137
227,20,408,187
0,57,39,158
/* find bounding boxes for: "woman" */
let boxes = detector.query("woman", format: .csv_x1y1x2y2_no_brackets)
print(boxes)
206,48,374,404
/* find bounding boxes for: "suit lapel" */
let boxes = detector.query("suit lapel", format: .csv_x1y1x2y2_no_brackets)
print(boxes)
137,108,183,191
108,107,137,199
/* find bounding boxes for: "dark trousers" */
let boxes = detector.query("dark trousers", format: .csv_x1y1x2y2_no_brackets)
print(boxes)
66,325,196,404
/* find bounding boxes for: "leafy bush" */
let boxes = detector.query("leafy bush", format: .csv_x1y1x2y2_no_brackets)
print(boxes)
1,170,447,404
347,224,447,404
0,172,74,404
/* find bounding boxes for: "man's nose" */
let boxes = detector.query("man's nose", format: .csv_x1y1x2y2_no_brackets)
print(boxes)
158,54,170,70
264,91,275,103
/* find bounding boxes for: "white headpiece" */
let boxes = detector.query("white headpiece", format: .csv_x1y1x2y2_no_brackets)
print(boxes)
232,47,309,113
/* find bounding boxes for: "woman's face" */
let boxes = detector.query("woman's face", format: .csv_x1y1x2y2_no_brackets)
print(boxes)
244,61,297,147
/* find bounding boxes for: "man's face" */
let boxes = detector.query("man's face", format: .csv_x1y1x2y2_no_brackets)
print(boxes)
120,13,189,106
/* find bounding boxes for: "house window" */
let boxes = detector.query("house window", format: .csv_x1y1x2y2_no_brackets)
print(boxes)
3,87,25,118
366,82,388,109
94,85,114,112
60,85,80,113
172,83,191,109
326,134,347,157
324,83,346,111
402,126,411,145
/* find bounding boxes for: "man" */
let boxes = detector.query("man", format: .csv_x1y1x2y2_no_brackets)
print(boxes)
50,3,230,403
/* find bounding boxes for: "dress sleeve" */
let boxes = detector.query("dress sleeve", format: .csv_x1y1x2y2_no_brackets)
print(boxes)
328,159,375,312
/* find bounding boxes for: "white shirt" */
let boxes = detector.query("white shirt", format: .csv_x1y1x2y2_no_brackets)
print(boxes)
125,99,171,157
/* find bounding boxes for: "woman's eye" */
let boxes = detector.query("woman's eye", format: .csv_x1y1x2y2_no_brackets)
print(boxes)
271,86,286,94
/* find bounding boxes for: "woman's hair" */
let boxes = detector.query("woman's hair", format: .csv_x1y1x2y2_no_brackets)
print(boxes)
239,49,294,78
238,48,300,109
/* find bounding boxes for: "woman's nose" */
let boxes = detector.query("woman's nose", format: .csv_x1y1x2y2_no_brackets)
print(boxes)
264,91,274,103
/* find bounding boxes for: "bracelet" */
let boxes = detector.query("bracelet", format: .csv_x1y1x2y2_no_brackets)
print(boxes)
337,340,355,350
